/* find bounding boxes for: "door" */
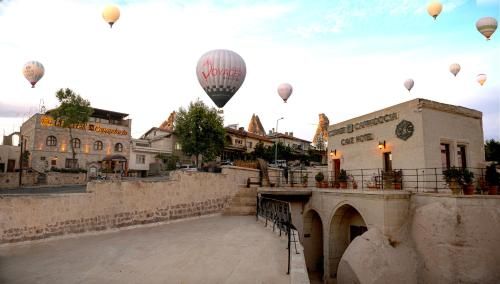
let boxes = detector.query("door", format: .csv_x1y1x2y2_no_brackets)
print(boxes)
333,159,340,180
383,152,392,172
7,159,15,172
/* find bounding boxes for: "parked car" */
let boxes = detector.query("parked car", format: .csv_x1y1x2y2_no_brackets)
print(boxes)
179,165,197,172
220,160,234,166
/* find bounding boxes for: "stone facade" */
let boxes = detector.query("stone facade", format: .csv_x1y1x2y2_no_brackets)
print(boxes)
0,167,259,244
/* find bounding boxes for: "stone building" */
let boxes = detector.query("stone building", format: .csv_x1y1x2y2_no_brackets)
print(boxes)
20,108,131,175
327,98,485,189
268,131,312,155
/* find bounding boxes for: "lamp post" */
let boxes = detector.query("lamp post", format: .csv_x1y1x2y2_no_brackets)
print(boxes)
274,117,284,166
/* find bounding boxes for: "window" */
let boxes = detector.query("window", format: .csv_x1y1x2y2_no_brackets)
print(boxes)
65,158,77,168
136,154,145,164
46,136,57,146
247,142,253,148
441,143,450,169
51,159,57,166
457,145,467,169
175,142,182,150
40,156,46,161
114,143,123,152
94,140,103,151
235,139,243,145
71,138,81,149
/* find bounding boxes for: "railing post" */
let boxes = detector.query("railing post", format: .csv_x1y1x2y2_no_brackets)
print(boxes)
361,169,364,191
434,168,438,193
378,168,382,190
416,169,419,192
287,211,291,275
256,195,259,221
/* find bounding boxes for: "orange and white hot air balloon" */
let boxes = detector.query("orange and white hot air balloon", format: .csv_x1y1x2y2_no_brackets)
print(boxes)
196,49,246,108
449,63,461,77
22,61,45,88
477,74,487,86
102,5,120,28
476,17,497,40
277,83,293,103
427,1,443,20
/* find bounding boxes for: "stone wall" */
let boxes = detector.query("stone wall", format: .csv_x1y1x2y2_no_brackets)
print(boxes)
0,167,258,244
46,172,87,185
0,172,37,188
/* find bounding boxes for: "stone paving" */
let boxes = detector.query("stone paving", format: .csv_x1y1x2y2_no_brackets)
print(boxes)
0,215,289,284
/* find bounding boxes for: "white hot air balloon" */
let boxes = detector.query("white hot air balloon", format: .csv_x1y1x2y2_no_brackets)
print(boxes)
102,5,120,28
22,61,45,88
196,49,246,108
476,17,497,40
277,83,293,103
477,74,487,86
427,1,443,20
449,63,461,77
404,79,414,92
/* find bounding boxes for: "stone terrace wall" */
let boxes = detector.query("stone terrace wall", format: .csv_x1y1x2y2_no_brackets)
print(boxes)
46,172,87,185
0,173,37,189
0,167,259,244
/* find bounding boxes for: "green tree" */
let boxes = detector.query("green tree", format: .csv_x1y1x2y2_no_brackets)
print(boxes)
485,139,500,163
174,100,225,167
50,88,93,168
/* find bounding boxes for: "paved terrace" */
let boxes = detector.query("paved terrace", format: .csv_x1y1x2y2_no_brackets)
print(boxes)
0,216,289,284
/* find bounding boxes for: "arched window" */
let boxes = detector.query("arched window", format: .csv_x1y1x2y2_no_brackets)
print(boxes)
71,138,81,149
114,143,123,152
94,140,103,151
46,136,57,146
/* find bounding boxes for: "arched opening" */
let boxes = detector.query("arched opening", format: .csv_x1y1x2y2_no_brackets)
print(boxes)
329,204,367,280
303,209,324,282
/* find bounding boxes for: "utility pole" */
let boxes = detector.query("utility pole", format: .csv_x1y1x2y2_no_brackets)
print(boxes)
18,134,23,187
274,117,284,166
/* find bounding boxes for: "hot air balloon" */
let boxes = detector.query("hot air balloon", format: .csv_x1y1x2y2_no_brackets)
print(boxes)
102,5,120,28
22,61,45,88
196,49,246,108
404,79,414,92
427,1,443,20
449,63,461,77
477,74,487,86
476,17,497,40
277,83,293,103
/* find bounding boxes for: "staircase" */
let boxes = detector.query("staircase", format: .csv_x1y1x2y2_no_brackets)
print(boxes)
223,187,258,216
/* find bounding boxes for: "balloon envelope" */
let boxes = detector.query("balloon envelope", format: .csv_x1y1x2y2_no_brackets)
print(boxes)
427,1,443,20
102,5,120,27
404,79,414,92
196,49,246,108
476,17,497,40
277,83,293,103
477,74,487,86
22,61,45,88
449,63,461,77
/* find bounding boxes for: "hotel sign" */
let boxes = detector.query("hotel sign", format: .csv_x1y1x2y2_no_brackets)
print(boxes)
39,115,128,136
328,112,398,137
341,133,374,145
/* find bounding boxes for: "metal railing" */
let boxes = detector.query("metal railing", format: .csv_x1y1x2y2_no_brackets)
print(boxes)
259,167,487,193
256,196,299,274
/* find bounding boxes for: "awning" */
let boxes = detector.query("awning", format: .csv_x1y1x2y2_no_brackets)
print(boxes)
102,154,127,161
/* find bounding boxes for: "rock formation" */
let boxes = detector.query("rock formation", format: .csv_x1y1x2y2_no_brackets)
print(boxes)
312,113,329,149
247,114,266,136
159,111,176,131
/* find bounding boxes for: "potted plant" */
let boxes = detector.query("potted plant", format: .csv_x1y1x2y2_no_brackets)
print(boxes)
338,169,348,189
443,167,463,195
392,170,403,190
315,172,324,188
462,168,475,195
485,163,499,195
302,173,309,187
349,175,358,189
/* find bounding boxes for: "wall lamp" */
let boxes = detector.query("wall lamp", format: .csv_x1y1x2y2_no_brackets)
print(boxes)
378,141,386,150
330,149,337,157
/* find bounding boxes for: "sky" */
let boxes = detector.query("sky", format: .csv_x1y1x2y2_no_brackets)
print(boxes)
0,0,499,143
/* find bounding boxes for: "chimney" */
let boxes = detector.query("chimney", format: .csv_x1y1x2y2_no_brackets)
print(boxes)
285,132,288,136
268,130,273,135
272,128,275,133
290,132,293,137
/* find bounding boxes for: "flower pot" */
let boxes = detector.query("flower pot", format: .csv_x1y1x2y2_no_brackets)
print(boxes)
321,181,329,188
488,185,498,195
340,182,347,189
392,182,402,190
334,182,340,189
316,182,321,188
448,180,461,195
463,184,475,195
352,182,358,189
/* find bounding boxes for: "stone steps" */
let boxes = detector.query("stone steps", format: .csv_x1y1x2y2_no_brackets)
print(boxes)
223,187,257,216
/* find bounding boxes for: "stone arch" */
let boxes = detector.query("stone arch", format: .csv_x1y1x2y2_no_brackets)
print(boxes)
303,209,324,281
328,202,368,280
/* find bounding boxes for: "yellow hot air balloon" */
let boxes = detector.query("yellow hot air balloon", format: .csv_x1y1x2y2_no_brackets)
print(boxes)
449,63,461,77
477,74,487,86
102,5,120,28
427,1,443,20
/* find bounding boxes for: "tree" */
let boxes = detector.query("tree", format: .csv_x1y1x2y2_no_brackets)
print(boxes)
50,88,93,169
485,139,500,163
174,100,225,167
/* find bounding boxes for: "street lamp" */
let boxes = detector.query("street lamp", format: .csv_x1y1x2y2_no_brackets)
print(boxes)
274,117,284,166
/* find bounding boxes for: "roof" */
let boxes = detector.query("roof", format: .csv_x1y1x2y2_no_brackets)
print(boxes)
225,127,273,143
141,127,173,139
269,133,311,143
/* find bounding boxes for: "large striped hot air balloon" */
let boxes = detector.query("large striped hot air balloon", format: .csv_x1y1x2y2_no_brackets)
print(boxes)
102,5,120,28
22,61,45,88
196,49,246,108
404,79,414,92
476,17,497,40
427,1,443,20
277,83,293,103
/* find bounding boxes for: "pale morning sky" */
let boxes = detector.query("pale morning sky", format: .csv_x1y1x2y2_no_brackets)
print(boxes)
0,0,498,143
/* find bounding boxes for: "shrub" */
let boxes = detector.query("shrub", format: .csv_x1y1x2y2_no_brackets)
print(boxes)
315,172,325,182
